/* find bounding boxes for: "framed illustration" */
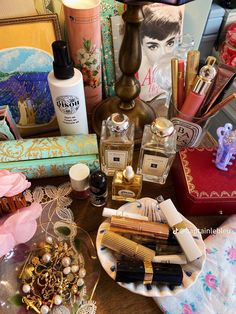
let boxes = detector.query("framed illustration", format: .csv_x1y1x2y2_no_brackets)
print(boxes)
0,14,61,136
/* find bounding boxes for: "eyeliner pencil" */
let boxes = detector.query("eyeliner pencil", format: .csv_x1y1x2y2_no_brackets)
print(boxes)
171,58,178,108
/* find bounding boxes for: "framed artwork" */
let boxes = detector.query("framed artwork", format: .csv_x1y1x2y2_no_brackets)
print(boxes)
0,14,61,136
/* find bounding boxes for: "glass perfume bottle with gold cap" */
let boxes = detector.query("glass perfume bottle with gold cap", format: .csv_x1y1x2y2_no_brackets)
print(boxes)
112,166,142,202
100,113,134,176
137,117,176,184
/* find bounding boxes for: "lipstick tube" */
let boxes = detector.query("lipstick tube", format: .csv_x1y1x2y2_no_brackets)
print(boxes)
115,260,183,286
110,216,170,240
144,242,182,255
152,254,187,265
102,207,148,221
179,57,217,121
185,50,200,96
101,231,155,261
159,199,202,262
178,76,211,121
177,59,185,110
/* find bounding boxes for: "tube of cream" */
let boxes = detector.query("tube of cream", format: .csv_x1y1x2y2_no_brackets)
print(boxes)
159,199,202,262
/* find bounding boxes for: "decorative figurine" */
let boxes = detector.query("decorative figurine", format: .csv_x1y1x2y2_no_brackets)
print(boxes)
214,123,236,171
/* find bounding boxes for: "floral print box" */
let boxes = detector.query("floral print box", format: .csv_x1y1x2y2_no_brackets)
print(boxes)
0,134,99,179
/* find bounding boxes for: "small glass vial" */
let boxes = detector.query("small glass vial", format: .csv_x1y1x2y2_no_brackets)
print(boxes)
112,166,142,202
89,170,108,207
137,117,176,184
69,163,90,199
100,113,134,176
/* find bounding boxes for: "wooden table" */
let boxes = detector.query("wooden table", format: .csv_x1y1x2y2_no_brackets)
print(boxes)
30,133,228,314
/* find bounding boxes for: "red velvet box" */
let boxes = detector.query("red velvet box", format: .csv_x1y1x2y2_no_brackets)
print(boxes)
172,148,236,215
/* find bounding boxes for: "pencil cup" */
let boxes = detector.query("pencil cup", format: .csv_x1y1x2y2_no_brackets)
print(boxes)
168,101,216,149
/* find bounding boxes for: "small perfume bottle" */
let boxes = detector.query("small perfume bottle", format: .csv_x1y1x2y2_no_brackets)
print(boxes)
100,113,134,176
89,170,108,207
137,117,176,184
69,163,90,199
112,166,142,202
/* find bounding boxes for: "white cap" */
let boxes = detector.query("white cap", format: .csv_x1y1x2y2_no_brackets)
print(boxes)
69,163,90,191
123,166,134,181
159,199,182,227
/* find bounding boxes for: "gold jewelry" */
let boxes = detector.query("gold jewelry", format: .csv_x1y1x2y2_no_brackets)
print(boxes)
19,237,85,314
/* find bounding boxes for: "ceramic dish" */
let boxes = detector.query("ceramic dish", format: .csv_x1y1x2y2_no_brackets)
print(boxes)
96,197,206,297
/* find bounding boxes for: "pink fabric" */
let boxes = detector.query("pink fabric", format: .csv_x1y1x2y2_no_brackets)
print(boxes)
0,202,42,257
0,170,31,197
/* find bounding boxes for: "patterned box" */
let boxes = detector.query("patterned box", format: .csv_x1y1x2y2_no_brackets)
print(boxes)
0,134,99,179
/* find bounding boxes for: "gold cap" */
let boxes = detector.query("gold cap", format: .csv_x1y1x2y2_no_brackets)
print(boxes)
151,117,174,137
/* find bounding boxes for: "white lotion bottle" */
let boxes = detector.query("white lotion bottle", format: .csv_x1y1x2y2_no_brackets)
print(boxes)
48,40,88,135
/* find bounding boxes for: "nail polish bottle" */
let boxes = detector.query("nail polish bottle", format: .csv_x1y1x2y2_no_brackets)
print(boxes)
89,170,108,207
69,163,90,199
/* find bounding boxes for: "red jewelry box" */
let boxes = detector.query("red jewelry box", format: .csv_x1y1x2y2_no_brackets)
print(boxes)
172,148,236,215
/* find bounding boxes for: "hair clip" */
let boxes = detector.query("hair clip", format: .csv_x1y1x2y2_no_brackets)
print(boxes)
214,123,236,171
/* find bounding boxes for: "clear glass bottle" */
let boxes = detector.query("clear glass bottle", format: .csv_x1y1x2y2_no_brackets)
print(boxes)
100,113,134,176
137,117,176,184
112,166,142,202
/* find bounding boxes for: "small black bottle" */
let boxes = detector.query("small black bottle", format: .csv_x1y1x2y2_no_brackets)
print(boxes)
89,170,108,207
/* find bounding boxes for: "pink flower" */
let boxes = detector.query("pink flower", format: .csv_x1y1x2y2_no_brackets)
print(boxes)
0,170,31,197
182,304,194,314
205,274,217,289
227,247,236,260
0,202,42,257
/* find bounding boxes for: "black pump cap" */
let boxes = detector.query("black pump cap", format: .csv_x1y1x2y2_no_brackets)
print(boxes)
52,40,74,79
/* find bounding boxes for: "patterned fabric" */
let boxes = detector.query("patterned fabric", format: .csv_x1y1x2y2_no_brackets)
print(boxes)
154,215,236,314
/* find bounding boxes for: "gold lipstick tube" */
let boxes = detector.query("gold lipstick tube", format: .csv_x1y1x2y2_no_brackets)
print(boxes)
185,50,200,96
110,216,170,240
171,58,178,107
101,231,155,261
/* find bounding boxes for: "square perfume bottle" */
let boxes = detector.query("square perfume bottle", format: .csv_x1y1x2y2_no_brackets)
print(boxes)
100,113,134,176
137,118,177,184
112,166,142,202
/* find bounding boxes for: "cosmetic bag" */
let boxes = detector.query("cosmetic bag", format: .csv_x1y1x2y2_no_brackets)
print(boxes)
0,134,99,179
171,148,236,215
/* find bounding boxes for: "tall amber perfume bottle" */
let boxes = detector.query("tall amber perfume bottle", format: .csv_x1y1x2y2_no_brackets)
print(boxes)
112,166,142,202
100,113,134,176
137,118,176,184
